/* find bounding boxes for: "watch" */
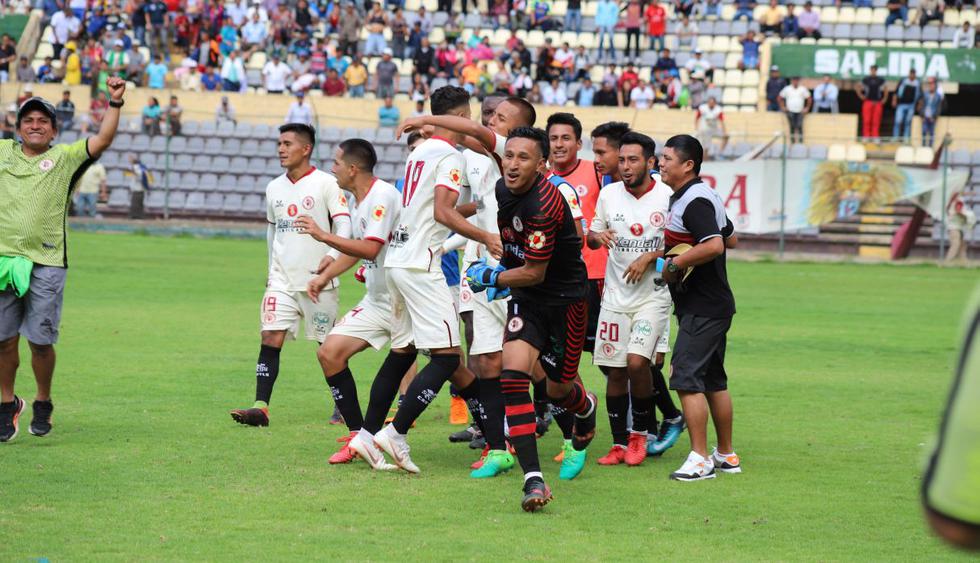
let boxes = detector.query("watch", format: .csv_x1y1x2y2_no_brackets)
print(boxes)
666,258,680,273
109,99,124,108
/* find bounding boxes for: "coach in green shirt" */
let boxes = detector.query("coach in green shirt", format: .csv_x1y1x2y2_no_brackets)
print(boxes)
0,77,127,442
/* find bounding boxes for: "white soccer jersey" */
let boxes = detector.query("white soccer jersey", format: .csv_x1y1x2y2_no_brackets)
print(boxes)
697,103,724,130
386,136,466,270
266,167,350,292
590,180,672,313
462,147,502,266
350,178,401,299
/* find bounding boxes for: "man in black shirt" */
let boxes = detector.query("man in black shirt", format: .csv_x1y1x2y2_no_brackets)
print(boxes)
765,65,787,112
659,134,740,482
466,127,597,512
857,64,887,139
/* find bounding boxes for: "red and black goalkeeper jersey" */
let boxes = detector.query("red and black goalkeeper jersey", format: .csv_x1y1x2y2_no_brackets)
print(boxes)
496,174,588,305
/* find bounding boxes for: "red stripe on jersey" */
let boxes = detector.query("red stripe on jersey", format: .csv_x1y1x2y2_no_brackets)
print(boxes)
287,166,317,184
364,236,386,244
330,212,350,218
665,229,696,248
435,183,460,194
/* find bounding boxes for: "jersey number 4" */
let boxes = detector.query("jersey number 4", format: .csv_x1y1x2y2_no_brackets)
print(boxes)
402,161,425,206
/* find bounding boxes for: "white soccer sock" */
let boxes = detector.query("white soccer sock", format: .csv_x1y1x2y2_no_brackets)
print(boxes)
356,428,374,442
524,471,544,482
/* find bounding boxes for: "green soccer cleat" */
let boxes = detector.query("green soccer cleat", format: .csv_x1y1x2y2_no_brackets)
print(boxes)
558,441,587,480
470,450,515,478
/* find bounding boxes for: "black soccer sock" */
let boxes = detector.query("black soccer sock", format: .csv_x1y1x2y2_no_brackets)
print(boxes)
477,377,507,451
363,351,417,434
652,363,682,420
457,378,487,437
397,394,405,408
532,378,550,419
501,369,540,475
254,345,281,405
606,394,629,446
552,380,592,416
391,353,459,434
629,393,653,435
326,367,363,432
553,406,574,439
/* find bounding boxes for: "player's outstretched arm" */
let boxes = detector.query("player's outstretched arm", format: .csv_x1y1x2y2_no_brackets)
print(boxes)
496,258,548,288
294,215,382,260
434,187,502,258
88,77,126,158
397,115,497,154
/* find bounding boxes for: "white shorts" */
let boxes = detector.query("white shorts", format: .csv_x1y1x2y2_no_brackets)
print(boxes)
449,284,461,312
260,288,338,342
458,276,475,313
469,292,507,356
328,294,392,350
387,267,461,350
593,300,671,368
656,314,671,355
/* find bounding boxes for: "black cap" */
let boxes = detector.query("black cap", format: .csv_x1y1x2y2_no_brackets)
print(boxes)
16,96,57,127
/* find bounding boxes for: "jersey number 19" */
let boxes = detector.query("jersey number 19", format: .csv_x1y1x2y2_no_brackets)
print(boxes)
403,161,425,206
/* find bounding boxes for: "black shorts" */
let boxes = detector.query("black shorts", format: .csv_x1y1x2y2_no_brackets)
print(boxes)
505,298,586,384
669,314,732,393
583,279,604,354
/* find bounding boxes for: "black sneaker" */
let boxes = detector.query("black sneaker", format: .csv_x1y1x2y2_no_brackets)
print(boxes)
230,407,269,427
0,396,27,442
468,435,487,450
571,392,598,451
29,400,54,437
521,478,553,512
449,424,480,443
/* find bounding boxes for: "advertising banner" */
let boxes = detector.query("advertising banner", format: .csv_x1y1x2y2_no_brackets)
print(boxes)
771,44,980,83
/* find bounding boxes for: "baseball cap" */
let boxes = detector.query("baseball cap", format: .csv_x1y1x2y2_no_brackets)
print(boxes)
693,48,702,54
771,65,780,71
383,47,393,56
114,39,124,47
16,97,57,126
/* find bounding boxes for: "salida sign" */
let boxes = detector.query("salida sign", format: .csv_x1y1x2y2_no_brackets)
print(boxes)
771,44,980,83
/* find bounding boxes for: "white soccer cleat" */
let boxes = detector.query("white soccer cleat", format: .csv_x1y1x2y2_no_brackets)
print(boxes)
670,451,716,482
711,447,742,474
349,430,397,471
373,425,421,474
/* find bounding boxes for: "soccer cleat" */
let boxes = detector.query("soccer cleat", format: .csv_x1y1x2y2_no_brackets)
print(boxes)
29,399,54,437
0,396,27,443
449,396,469,425
470,444,490,469
553,439,571,462
521,479,553,512
328,404,344,425
648,415,685,457
374,425,420,474
469,435,487,450
711,447,742,474
449,424,481,443
597,444,627,465
470,450,515,478
559,441,587,480
328,432,358,464
348,431,396,471
230,406,269,427
535,409,553,438
670,451,716,482
571,392,598,451
625,432,648,466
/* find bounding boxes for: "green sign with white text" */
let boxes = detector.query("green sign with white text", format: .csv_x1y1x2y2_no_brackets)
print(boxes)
771,44,980,84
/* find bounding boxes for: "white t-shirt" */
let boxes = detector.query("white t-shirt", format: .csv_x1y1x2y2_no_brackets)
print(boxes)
697,103,724,130
263,61,292,91
266,168,351,292
590,180,672,313
386,136,466,271
351,178,401,299
462,147,500,266
50,12,81,44
780,84,810,113
630,86,655,109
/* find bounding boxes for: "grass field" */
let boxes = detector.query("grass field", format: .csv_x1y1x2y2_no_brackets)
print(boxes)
0,232,976,561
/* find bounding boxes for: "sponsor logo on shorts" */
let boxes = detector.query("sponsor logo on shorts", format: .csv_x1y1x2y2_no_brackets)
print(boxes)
313,312,332,328
507,316,524,332
635,320,653,336
650,212,666,227
302,196,315,210
287,204,298,217
512,216,523,232
601,342,616,357
630,223,644,236
39,159,54,172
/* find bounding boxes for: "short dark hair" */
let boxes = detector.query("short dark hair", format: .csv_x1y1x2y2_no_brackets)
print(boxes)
279,122,316,147
664,134,703,175
545,112,582,140
619,131,657,161
591,121,631,149
338,138,377,172
406,131,423,147
504,96,536,127
507,126,549,161
430,85,470,116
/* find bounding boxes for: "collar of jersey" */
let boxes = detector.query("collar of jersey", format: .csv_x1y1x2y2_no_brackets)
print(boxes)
287,165,316,184
430,135,455,147
670,176,703,202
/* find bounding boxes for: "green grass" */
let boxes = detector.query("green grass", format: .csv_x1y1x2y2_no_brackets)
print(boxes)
0,232,976,561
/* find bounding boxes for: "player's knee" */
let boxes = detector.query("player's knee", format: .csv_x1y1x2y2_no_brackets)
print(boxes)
626,355,651,376
0,336,18,354
260,331,285,348
317,345,345,375
27,342,54,358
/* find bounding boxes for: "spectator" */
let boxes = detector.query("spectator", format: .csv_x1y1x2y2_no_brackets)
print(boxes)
74,161,106,218
530,0,559,31
227,0,249,26
337,3,362,57
410,6,433,35
760,0,783,35
695,96,728,159
142,96,163,136
619,64,640,105
659,72,683,107
242,12,269,52
201,66,222,91
630,78,655,108
378,96,400,126
576,77,596,106
953,21,975,48
553,42,575,80
247,0,270,23
512,40,533,70
489,0,509,30
885,0,907,26
406,21,425,58
285,90,314,123
294,0,316,33
218,16,239,56
0,104,14,139
131,0,148,46
542,78,568,105
512,62,533,96
797,2,821,39
892,68,920,140
216,95,237,125
15,56,35,83
0,34,15,83
813,74,839,113
739,31,761,70
17,85,33,106
344,55,369,97
364,2,388,56
391,8,409,58
127,154,151,219
684,49,714,81
262,52,291,93
688,70,708,108
375,48,398,98
55,90,75,131
526,82,543,103
413,37,436,80
595,0,618,62
63,41,82,86
733,0,756,21
944,196,975,262
594,80,620,106
573,45,592,81
221,50,247,92
624,0,643,61
125,44,146,83
857,64,887,139
289,52,316,92
782,3,799,37
322,68,346,96
653,47,678,79
918,0,943,27
645,0,667,53
676,15,699,51
50,5,81,59
778,76,811,143
145,55,168,89
166,95,183,136
674,0,695,17
144,0,170,58
565,0,583,33
106,40,128,78
697,0,721,18
179,64,202,91
919,76,943,147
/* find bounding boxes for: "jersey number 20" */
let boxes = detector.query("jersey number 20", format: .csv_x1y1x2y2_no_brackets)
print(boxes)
402,161,425,206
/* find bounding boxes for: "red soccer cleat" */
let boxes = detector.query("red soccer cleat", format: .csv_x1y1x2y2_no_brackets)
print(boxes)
625,432,647,466
597,445,627,465
329,432,358,464
471,444,490,469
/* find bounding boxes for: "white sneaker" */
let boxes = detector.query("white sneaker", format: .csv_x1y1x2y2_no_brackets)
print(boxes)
711,447,742,474
374,425,421,474
349,430,396,471
670,451,716,482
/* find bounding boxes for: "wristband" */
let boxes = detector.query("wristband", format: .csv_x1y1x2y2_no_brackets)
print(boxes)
109,99,124,108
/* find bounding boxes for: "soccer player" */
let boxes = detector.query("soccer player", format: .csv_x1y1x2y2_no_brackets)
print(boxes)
291,138,402,467
659,134,740,481
229,123,351,427
587,132,672,466
466,127,598,512
352,86,500,473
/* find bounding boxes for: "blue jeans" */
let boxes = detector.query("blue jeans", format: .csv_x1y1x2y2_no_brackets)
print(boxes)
597,25,616,58
649,34,664,52
733,7,753,20
885,6,907,25
364,33,386,55
854,0,872,6
76,193,98,217
922,117,936,147
350,84,365,98
893,103,914,139
564,9,582,32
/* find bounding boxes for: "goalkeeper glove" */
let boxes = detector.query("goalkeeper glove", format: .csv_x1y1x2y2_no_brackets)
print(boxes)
465,258,505,293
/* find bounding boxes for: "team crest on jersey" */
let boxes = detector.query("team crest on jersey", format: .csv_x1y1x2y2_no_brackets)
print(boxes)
339,194,348,206
263,312,276,324
630,223,644,236
601,343,616,357
575,184,588,196
372,204,386,221
528,231,546,250
501,227,516,242
512,217,523,232
507,316,524,332
38,159,54,172
302,196,315,210
287,204,298,217
650,212,666,227
450,168,462,186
